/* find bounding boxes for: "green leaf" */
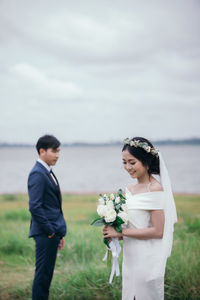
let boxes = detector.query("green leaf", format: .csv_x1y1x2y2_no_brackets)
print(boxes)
118,189,126,201
104,238,110,248
118,188,123,195
115,216,124,225
114,225,122,233
115,204,121,210
91,218,105,226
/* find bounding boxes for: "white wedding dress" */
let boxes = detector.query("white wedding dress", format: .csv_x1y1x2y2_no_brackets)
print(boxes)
122,152,177,300
122,153,177,300
122,189,166,300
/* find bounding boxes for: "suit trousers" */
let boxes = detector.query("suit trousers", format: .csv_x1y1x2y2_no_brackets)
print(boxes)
32,234,60,300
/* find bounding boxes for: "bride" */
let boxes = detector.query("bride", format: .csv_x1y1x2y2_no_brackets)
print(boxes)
103,137,177,300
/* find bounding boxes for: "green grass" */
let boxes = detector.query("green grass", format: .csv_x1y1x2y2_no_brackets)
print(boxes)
0,193,199,300
1,209,30,221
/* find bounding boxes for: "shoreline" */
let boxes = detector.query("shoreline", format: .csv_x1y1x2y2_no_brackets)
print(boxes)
0,191,200,196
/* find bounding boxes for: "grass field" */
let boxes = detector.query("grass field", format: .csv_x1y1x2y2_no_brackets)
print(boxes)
0,193,200,300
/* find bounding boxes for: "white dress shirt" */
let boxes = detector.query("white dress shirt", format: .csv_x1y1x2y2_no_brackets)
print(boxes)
37,158,57,185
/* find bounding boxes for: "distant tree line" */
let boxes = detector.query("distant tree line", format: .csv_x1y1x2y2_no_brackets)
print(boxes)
0,138,200,148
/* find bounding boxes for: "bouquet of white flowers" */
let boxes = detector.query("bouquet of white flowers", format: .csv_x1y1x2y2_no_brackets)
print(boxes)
91,189,128,247
91,189,128,283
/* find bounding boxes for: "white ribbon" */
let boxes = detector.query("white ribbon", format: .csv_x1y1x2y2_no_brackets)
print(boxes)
102,237,121,284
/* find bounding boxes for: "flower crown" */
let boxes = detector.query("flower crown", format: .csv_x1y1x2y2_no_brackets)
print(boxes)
123,138,159,157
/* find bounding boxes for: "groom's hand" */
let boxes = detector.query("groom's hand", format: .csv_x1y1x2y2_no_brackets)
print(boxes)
48,233,55,238
58,237,65,250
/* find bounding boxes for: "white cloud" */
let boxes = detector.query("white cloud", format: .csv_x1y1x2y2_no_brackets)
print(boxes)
0,0,200,143
10,63,82,99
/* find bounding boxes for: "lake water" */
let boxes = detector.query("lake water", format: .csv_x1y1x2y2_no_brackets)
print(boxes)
0,145,200,194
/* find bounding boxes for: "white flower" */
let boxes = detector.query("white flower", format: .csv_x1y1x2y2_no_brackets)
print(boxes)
104,208,117,223
115,196,120,204
106,200,114,209
123,138,131,145
135,140,140,145
144,146,151,153
121,203,128,213
151,148,159,156
110,193,115,201
97,204,106,217
118,211,129,224
98,197,104,205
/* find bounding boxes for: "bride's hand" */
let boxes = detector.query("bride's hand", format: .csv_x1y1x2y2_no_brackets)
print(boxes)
103,225,122,239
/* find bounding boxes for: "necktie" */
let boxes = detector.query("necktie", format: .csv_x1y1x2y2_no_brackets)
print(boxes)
50,170,58,185
50,170,62,207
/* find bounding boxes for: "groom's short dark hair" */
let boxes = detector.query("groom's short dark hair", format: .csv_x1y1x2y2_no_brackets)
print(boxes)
36,135,61,154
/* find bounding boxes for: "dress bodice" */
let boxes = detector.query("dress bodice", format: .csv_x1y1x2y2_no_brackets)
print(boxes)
125,188,165,229
127,209,151,229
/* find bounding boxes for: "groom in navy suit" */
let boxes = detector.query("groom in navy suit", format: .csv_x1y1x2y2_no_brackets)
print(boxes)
28,135,67,300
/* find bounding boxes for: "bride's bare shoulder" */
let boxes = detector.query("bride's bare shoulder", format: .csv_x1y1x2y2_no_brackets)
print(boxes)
150,180,163,192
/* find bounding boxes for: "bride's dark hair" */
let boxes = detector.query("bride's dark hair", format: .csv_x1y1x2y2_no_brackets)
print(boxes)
122,137,160,175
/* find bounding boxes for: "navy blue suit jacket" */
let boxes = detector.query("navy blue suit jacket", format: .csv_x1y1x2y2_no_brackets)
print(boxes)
28,161,67,238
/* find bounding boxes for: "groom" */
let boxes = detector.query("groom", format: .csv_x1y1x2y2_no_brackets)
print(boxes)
28,134,67,300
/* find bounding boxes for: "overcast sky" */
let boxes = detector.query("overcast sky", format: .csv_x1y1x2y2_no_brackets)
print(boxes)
0,0,200,143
